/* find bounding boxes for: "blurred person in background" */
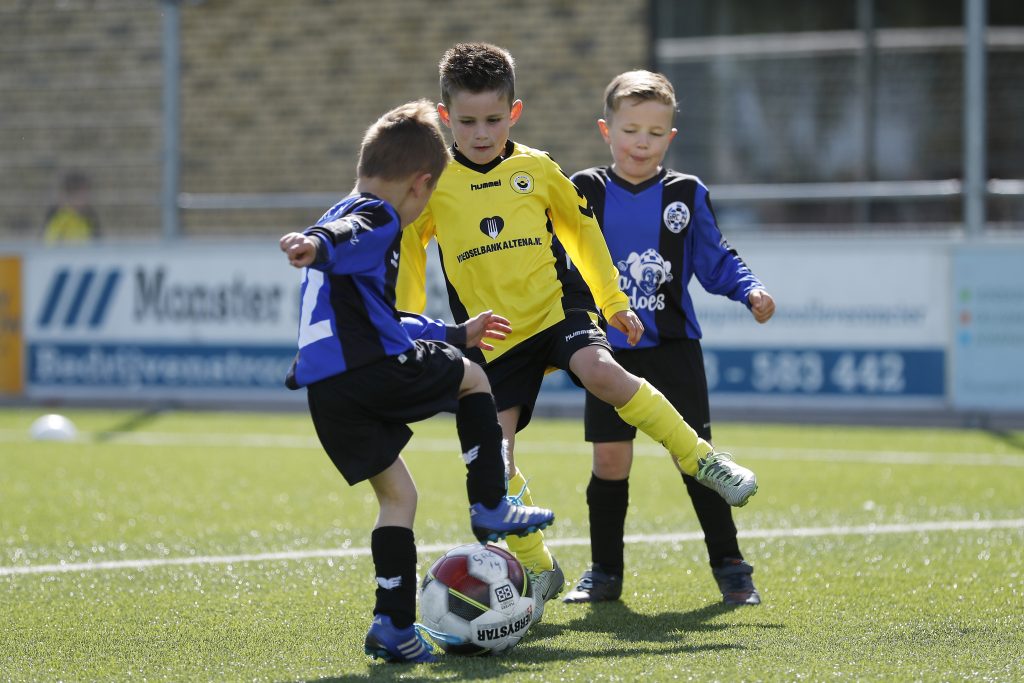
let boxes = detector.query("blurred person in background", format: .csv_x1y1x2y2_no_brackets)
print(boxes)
42,170,100,244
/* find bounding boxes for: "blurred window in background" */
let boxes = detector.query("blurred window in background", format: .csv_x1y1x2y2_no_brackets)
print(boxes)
653,0,1024,233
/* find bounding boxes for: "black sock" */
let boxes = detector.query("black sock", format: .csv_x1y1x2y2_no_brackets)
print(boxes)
681,472,741,566
587,474,628,576
370,526,417,629
456,392,505,508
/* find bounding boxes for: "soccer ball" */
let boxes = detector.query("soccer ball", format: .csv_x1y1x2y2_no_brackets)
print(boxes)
419,543,534,656
29,414,78,442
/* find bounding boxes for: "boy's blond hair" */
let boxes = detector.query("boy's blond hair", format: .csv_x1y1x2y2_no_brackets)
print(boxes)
603,70,677,120
438,42,516,107
357,99,450,185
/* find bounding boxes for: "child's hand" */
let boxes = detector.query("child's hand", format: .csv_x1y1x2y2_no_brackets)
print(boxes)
465,310,512,351
608,310,644,346
749,289,775,323
279,232,317,268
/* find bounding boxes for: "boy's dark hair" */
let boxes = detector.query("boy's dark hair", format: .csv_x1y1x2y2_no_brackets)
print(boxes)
604,70,677,121
438,42,516,107
357,99,450,185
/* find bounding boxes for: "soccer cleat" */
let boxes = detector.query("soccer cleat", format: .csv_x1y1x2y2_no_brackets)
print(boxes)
562,564,623,604
469,498,555,543
712,557,761,606
364,614,439,663
525,557,565,624
695,451,758,507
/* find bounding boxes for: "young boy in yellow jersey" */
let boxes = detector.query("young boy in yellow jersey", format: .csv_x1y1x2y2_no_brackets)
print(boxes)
398,43,758,621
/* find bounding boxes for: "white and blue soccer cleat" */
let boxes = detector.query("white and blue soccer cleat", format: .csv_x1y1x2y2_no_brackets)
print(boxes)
469,498,555,543
364,615,439,664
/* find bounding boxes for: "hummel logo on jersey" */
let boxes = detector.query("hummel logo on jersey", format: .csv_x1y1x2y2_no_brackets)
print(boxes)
565,328,598,343
462,445,480,465
471,180,501,191
390,250,399,268
376,576,402,590
479,216,504,239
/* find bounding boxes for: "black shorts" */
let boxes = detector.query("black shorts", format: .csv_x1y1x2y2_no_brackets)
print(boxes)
306,340,465,485
486,309,611,432
584,338,711,443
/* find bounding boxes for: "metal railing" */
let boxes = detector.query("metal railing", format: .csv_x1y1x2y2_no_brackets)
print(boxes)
177,178,1023,211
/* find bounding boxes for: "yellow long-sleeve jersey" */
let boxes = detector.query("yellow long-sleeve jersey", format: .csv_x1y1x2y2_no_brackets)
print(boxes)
397,141,630,361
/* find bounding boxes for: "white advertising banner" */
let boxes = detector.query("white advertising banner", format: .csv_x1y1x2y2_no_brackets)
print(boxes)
952,244,1024,411
688,238,949,404
541,237,951,408
23,244,303,401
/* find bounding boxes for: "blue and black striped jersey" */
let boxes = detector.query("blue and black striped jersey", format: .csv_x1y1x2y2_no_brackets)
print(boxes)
286,193,455,388
571,167,763,349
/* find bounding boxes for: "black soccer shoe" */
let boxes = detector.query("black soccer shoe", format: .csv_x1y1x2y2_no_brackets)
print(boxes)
562,565,623,603
712,557,761,606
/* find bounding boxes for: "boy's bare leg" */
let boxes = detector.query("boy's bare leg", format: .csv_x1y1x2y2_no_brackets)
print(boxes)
498,406,565,617
365,459,420,634
369,457,418,529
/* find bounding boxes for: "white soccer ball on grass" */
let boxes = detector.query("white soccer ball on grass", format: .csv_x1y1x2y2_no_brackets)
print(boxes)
29,414,78,442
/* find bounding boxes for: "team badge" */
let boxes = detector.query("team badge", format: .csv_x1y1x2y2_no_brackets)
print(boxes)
510,171,534,194
663,201,690,233
480,215,504,239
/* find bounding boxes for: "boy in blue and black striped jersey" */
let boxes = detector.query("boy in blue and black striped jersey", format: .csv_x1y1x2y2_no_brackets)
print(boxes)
279,100,554,664
563,71,776,607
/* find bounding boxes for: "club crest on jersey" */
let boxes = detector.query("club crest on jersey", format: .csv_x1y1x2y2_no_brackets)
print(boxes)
480,216,504,239
510,171,534,194
617,248,673,297
663,201,690,234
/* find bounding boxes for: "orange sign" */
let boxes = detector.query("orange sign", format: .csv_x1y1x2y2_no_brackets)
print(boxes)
0,256,23,395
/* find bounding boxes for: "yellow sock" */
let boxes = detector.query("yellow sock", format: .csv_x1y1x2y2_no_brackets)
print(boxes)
504,469,554,573
615,380,713,476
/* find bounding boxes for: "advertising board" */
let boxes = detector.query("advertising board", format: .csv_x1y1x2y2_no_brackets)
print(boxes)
23,245,301,402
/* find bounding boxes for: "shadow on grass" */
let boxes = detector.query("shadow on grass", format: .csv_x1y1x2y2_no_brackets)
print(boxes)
93,407,168,442
985,428,1024,453
299,601,784,682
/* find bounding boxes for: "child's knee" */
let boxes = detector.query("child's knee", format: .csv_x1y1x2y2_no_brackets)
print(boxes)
459,359,491,396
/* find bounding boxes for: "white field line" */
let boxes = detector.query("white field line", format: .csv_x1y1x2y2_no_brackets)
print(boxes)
2,429,1023,468
2,518,1021,577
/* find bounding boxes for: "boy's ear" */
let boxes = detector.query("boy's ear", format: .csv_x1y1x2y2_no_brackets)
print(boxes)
509,99,523,126
411,172,434,198
437,103,451,128
597,118,611,143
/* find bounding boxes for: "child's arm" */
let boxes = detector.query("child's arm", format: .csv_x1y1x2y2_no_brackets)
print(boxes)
463,310,512,350
396,208,436,314
279,232,319,268
545,164,631,322
747,288,775,323
691,184,771,321
399,310,511,350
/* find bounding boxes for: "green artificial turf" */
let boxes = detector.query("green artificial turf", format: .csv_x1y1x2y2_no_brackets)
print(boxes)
2,408,1021,681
